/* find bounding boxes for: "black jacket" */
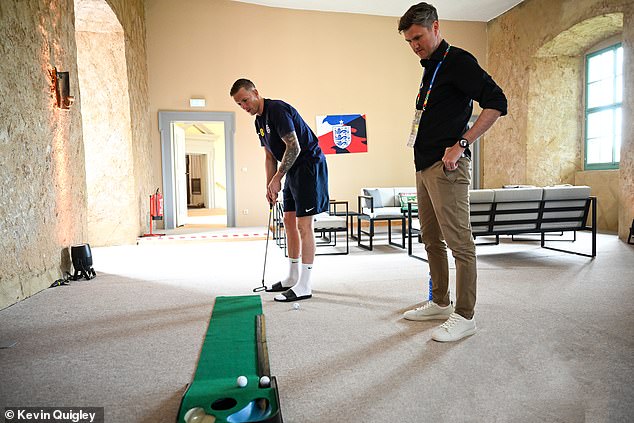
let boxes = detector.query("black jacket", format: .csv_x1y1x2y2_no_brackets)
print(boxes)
414,39,507,171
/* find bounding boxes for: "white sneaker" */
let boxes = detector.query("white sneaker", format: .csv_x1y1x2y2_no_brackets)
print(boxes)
403,301,454,321
431,313,476,342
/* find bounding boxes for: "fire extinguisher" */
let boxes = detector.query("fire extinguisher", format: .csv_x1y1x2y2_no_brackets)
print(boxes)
153,188,164,220
143,188,164,237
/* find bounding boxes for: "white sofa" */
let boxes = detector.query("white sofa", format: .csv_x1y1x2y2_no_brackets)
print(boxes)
407,185,596,258
357,187,417,250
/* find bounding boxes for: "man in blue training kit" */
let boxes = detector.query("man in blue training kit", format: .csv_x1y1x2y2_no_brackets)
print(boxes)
230,79,329,302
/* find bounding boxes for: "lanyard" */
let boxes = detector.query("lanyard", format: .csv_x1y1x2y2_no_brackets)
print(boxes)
416,44,451,113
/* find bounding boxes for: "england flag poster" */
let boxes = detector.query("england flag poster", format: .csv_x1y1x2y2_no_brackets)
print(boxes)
316,114,367,154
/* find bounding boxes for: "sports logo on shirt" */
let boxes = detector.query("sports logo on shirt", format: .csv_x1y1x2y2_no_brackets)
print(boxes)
265,124,271,134
259,128,265,137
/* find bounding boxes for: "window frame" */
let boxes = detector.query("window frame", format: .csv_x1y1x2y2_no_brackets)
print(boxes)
584,42,622,171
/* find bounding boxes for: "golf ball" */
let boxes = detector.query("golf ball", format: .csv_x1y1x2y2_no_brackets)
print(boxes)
184,408,216,423
236,375,248,388
259,375,271,387
293,302,300,310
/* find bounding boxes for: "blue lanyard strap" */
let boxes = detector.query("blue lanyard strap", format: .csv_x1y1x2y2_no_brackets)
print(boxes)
416,44,451,112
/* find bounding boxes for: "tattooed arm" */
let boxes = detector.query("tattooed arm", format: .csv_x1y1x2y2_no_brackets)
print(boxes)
267,131,300,205
278,132,300,175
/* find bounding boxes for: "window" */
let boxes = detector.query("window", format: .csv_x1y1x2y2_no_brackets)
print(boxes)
585,43,623,170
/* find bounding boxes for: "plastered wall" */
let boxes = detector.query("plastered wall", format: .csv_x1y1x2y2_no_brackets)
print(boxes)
0,0,151,310
620,9,634,240
76,28,138,246
486,0,634,236
106,0,153,238
145,0,487,227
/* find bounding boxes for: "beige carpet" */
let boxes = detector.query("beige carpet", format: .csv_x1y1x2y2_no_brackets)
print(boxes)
0,229,632,422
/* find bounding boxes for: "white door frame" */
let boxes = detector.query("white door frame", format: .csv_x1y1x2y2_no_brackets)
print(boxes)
173,123,188,226
158,111,236,229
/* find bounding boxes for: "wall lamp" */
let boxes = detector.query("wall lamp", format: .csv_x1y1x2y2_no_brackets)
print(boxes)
50,67,75,110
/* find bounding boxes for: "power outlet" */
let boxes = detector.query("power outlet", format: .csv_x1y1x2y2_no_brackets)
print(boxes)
242,209,249,215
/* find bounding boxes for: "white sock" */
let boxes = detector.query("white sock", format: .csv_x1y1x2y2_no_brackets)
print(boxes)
281,257,300,287
291,263,313,297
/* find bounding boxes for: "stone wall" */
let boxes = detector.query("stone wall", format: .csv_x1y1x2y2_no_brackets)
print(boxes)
486,0,634,236
0,0,150,310
0,0,85,309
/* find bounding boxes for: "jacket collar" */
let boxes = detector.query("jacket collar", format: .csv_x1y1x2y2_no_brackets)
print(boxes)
419,39,449,69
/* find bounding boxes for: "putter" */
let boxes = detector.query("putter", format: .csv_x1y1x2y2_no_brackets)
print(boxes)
253,205,273,293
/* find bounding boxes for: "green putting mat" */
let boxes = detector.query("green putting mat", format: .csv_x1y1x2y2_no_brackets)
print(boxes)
177,295,282,423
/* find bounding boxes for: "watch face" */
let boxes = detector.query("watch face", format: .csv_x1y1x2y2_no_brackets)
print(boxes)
459,139,468,148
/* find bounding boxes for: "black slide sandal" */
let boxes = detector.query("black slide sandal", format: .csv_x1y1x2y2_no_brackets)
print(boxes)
273,288,312,302
266,282,289,293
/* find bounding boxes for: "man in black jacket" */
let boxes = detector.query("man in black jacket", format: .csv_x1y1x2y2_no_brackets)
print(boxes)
399,3,508,342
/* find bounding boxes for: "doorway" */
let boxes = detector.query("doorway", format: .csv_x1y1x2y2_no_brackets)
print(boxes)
179,122,228,228
159,111,236,229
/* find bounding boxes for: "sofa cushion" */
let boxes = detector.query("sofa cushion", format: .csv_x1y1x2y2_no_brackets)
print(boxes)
393,187,416,208
361,206,403,219
362,189,383,208
541,186,591,229
314,214,347,230
377,188,397,207
493,187,543,203
469,189,495,232
398,192,417,209
542,185,590,201
492,188,543,231
469,189,495,204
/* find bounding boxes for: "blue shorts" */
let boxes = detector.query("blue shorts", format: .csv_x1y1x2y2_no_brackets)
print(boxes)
283,159,329,217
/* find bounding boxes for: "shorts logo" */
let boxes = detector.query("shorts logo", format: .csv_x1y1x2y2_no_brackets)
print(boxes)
265,124,271,134
305,207,315,213
259,128,265,137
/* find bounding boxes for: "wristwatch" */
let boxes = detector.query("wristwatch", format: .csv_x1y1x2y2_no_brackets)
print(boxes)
458,138,469,148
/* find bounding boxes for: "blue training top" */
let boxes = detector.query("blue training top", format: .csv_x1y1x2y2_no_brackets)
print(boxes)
254,99,324,168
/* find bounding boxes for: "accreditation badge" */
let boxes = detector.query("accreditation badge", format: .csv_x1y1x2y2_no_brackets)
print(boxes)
407,109,423,148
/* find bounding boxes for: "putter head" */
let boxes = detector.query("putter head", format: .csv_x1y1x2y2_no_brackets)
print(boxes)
253,285,267,293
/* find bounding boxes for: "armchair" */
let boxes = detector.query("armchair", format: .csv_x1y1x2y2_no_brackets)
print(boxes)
357,188,411,251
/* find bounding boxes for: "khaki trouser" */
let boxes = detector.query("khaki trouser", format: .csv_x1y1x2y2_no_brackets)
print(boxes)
415,158,476,319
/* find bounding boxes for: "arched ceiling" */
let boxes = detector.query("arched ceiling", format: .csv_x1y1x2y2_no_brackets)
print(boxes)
535,13,623,58
74,0,122,33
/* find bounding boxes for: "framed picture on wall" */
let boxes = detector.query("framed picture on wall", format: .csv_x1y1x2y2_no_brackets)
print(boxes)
316,114,367,154
191,178,202,195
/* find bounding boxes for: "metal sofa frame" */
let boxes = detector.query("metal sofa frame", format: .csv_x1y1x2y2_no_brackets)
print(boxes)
407,196,597,260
